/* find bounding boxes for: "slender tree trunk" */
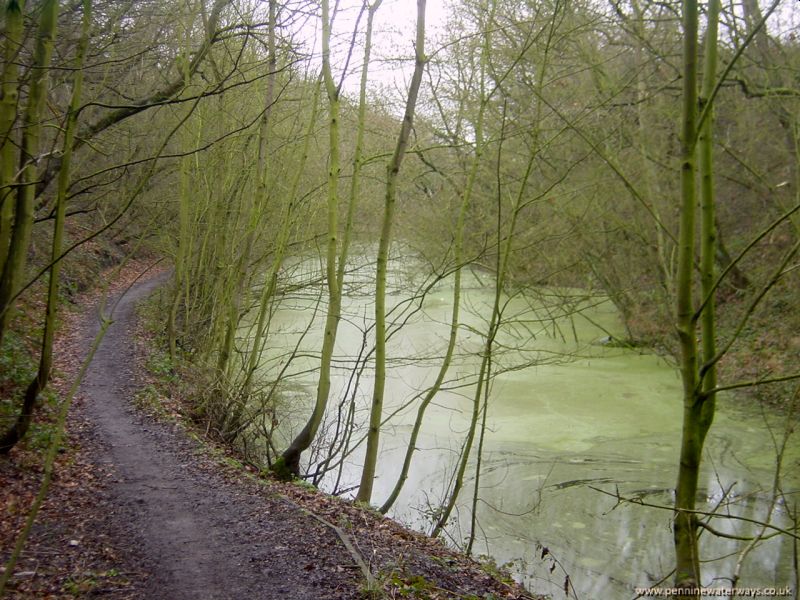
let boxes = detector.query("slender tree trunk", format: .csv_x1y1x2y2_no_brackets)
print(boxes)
220,0,281,440
0,0,59,347
241,78,322,398
672,1,721,593
672,0,715,592
168,153,190,362
630,0,674,305
337,1,381,291
356,0,426,505
430,0,499,538
466,350,490,556
431,341,490,538
278,0,342,477
0,0,89,453
440,100,537,541
167,7,204,363
378,265,463,513
0,0,24,274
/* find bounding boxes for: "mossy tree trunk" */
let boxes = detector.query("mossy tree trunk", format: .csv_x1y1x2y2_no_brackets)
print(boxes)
672,0,718,592
428,0,498,538
0,0,24,275
167,1,206,364
0,0,59,347
356,0,426,505
240,80,321,400
278,0,343,477
673,0,701,586
0,0,89,453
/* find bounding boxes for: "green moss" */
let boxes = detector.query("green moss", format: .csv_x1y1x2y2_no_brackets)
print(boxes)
475,555,516,587
270,456,295,482
0,332,63,452
0,331,36,407
145,349,176,382
385,572,436,599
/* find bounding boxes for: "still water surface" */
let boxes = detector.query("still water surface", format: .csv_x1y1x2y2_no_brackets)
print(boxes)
255,255,798,598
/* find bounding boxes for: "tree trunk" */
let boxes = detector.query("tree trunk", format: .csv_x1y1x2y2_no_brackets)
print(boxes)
430,0,499,537
0,0,24,274
356,0,426,505
0,0,59,347
0,0,81,453
672,0,718,593
337,1,381,291
241,80,321,400
278,0,342,477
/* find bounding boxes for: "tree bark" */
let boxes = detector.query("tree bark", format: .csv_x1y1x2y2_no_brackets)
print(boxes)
672,0,717,593
357,0,425,504
0,0,24,275
0,0,59,347
278,0,343,477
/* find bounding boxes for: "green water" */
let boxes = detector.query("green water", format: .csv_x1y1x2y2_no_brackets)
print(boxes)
254,255,798,598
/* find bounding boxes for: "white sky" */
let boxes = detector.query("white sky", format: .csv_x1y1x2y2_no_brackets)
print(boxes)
293,0,800,108
293,0,454,102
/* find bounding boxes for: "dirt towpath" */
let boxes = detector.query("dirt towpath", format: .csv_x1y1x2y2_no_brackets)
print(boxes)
77,273,362,599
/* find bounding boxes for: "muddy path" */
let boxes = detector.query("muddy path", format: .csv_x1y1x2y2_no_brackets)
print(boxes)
77,273,362,600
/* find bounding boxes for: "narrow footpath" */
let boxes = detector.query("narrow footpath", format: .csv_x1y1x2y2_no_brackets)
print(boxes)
3,265,537,600
75,273,362,599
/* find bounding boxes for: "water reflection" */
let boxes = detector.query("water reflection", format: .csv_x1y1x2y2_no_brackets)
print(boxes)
251,254,798,598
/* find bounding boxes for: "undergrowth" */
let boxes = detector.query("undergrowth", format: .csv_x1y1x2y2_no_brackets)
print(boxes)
0,332,60,455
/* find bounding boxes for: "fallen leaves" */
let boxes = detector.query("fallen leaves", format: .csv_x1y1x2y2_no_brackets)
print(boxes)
1,259,163,599
4,258,541,600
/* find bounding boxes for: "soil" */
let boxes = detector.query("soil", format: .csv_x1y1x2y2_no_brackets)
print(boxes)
2,265,539,600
